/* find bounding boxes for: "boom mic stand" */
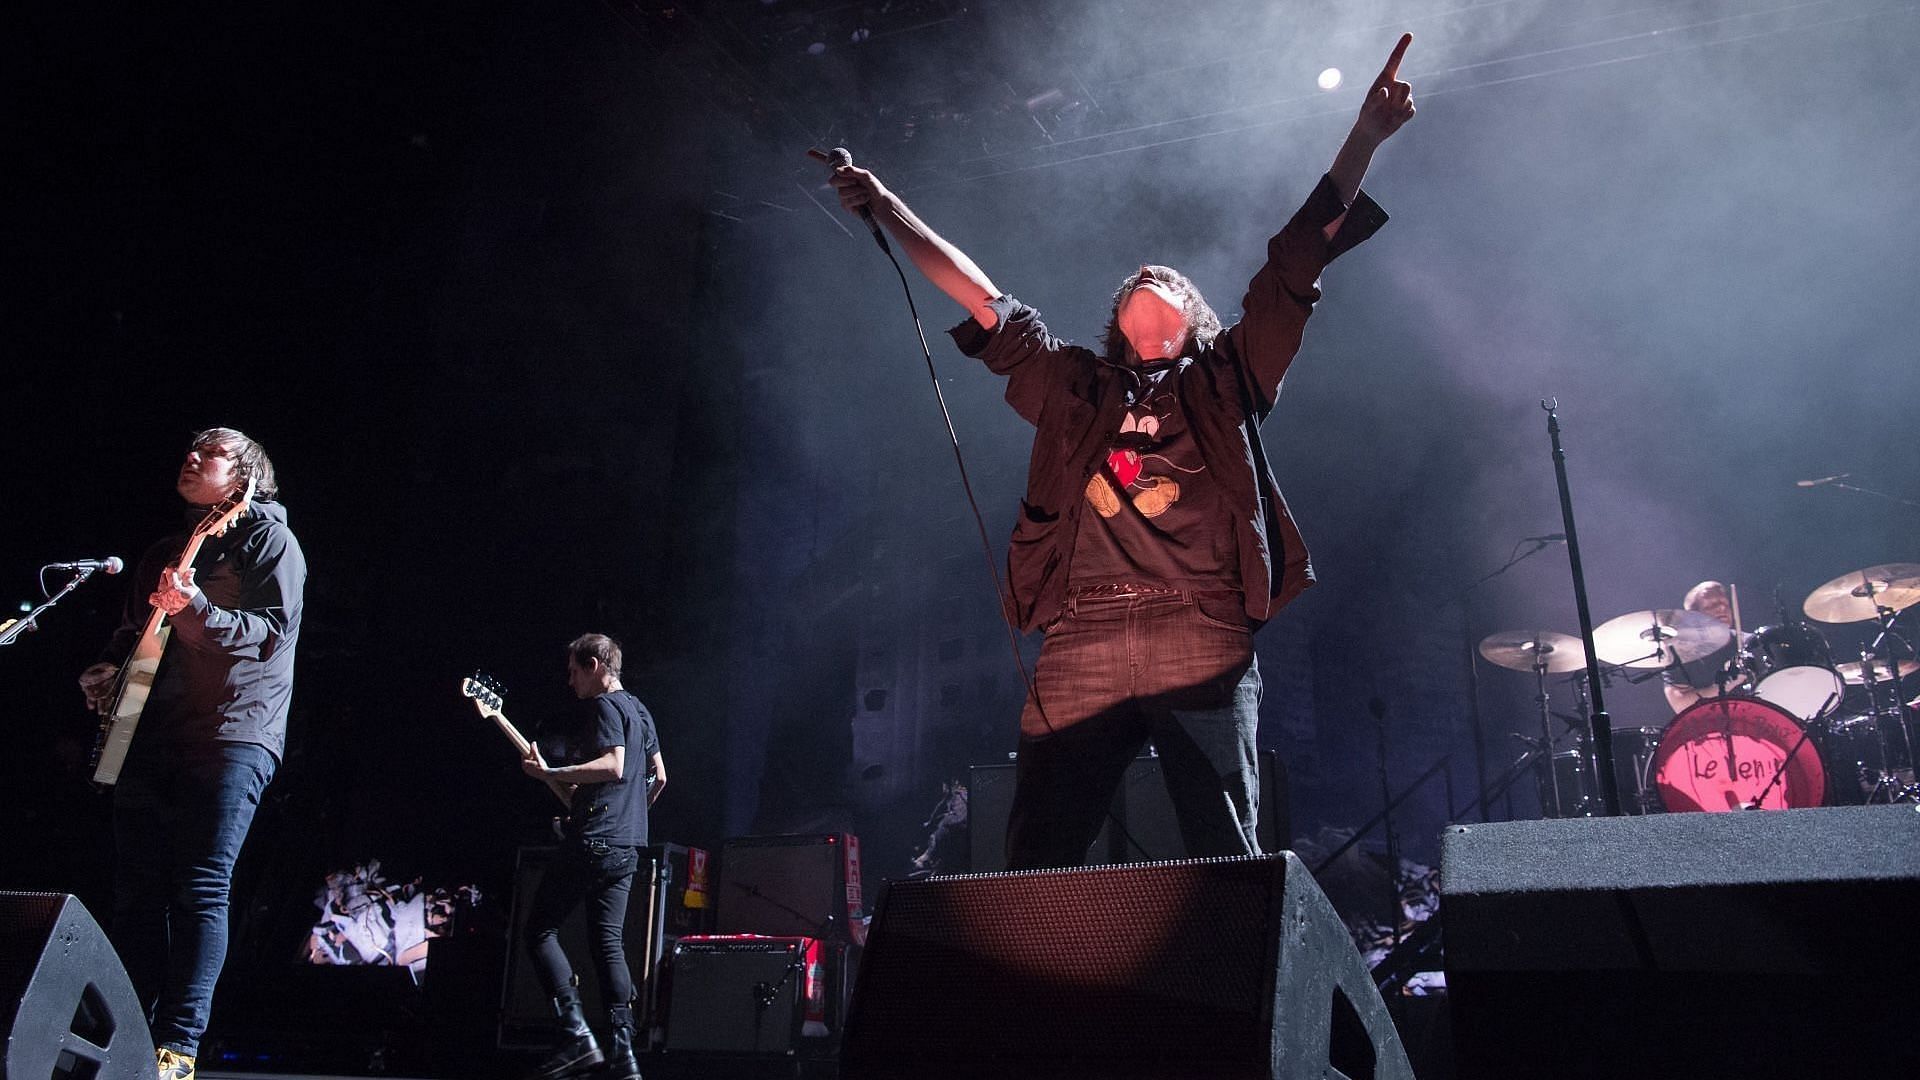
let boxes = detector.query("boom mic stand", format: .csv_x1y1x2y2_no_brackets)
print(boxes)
1541,399,1622,816
0,564,107,648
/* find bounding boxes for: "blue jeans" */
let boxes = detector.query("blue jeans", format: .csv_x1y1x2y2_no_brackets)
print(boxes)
526,838,639,1020
112,739,276,1057
1008,590,1263,870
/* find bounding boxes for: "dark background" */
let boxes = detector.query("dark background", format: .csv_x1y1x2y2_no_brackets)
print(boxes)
6,0,1916,1062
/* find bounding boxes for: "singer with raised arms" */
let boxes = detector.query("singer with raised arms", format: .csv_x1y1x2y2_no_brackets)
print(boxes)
76,427,306,1080
830,35,1416,869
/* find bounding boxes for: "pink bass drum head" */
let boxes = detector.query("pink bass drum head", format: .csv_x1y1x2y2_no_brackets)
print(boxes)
1653,696,1826,812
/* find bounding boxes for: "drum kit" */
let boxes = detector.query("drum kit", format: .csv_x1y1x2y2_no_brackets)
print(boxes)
1478,563,1920,818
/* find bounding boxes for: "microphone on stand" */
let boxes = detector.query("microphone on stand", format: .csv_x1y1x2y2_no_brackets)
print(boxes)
1795,473,1850,488
1523,533,1567,544
47,557,124,575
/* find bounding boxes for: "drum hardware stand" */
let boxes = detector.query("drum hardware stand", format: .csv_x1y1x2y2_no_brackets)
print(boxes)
1528,652,1571,816
1455,534,1564,822
1541,398,1622,816
1367,698,1404,952
1853,597,1917,803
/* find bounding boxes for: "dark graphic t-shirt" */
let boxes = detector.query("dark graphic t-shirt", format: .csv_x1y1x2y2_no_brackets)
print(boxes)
540,689,659,846
1069,360,1241,591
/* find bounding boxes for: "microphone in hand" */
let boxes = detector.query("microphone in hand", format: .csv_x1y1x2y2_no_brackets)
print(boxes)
810,145,890,253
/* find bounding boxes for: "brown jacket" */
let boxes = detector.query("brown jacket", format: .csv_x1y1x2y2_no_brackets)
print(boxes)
948,174,1387,632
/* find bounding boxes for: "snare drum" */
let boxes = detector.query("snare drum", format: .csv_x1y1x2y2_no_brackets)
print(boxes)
1741,621,1844,721
1652,696,1826,812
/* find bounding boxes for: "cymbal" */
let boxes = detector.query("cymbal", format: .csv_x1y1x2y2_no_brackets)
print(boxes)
1834,658,1920,685
1478,630,1588,673
1592,609,1732,669
1803,563,1920,623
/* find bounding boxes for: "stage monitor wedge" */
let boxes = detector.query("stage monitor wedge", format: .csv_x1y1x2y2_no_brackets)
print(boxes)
0,891,155,1080
841,852,1412,1080
1443,804,1920,1079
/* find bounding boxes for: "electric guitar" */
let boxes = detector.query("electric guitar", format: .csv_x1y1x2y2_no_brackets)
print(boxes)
461,672,575,808
91,477,257,786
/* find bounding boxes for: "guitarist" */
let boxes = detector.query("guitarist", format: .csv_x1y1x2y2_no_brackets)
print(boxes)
76,427,305,1080
517,633,664,1080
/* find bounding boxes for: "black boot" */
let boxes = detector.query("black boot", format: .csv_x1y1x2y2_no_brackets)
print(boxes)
597,1003,641,1080
598,1026,641,1080
526,986,604,1080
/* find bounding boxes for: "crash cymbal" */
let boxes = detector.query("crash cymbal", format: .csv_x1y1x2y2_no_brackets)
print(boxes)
1834,658,1920,685
1803,563,1920,623
1592,609,1732,669
1478,630,1588,674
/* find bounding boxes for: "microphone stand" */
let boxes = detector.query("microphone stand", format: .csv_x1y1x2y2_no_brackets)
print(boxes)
1813,479,1920,513
0,566,102,649
1541,399,1621,816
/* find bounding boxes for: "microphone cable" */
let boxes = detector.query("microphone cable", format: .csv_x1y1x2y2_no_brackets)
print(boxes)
850,174,1056,741
824,148,1179,865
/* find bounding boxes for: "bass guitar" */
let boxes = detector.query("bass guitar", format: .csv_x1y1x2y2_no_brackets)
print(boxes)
91,477,256,786
461,672,575,808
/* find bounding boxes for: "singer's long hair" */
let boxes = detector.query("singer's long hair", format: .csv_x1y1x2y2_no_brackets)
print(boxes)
1099,265,1222,366
190,427,280,501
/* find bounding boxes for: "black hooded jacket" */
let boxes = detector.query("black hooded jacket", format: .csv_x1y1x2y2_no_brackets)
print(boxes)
102,499,306,759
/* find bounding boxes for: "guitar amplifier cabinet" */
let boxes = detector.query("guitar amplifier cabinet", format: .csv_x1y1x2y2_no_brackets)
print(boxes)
662,935,834,1057
498,842,713,1049
715,833,865,943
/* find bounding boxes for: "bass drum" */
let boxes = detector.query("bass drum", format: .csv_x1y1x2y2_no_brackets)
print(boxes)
1741,621,1844,721
1653,696,1826,812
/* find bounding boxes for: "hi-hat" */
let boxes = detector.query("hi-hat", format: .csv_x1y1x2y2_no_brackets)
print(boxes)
1592,609,1731,669
1834,658,1920,685
1478,630,1588,673
1803,564,1920,623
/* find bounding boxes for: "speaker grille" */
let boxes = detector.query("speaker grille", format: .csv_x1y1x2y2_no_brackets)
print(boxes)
846,857,1278,1076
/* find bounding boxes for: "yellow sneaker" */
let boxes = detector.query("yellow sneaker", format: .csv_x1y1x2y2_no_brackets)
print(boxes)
156,1047,196,1080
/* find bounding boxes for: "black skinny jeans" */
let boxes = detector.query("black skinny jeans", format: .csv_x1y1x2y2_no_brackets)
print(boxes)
525,838,639,1015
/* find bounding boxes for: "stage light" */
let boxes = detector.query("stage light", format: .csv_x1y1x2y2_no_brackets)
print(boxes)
1318,68,1342,91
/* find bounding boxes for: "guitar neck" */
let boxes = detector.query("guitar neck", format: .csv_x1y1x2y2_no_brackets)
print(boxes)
482,705,572,808
489,712,532,755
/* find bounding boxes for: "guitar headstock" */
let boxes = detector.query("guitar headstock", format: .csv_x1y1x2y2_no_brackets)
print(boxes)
195,475,258,541
461,671,506,716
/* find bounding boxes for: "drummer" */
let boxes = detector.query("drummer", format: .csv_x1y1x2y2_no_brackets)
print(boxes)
1662,580,1749,714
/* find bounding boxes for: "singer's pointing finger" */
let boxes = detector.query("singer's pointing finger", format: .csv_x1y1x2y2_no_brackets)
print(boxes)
1377,33,1411,87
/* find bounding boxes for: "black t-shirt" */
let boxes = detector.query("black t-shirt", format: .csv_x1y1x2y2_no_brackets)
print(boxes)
1068,359,1241,590
541,689,659,846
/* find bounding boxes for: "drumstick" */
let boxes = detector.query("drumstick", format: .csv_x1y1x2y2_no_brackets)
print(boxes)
1728,581,1743,635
